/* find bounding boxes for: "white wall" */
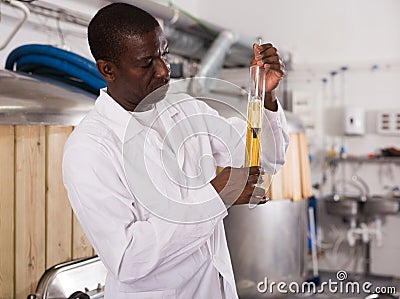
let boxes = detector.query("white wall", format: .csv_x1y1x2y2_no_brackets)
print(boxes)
0,0,105,66
194,0,400,65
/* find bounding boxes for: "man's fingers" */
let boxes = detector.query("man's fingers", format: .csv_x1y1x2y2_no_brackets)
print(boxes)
260,55,280,65
256,43,273,53
247,174,264,185
247,176,260,187
258,45,278,57
253,43,283,66
252,186,266,198
248,166,261,176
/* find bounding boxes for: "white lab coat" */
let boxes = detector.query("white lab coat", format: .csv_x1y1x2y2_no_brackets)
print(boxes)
62,89,289,299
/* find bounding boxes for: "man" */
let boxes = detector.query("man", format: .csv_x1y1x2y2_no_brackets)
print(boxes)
62,2,289,299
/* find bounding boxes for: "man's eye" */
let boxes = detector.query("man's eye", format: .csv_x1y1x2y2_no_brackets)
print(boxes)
141,60,153,68
162,51,169,58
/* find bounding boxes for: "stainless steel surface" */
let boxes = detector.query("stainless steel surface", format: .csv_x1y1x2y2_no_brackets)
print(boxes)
363,196,400,216
31,256,106,299
324,194,360,217
0,69,95,125
327,156,400,165
224,199,309,298
323,194,400,219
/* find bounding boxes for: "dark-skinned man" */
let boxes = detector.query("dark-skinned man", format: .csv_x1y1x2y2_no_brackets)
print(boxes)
63,3,289,299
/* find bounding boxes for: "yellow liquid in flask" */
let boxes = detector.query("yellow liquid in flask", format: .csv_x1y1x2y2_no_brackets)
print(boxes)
244,100,262,167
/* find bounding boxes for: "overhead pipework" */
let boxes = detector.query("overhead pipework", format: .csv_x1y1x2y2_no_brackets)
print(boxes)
2,0,257,77
196,30,238,79
0,0,30,50
114,0,256,69
189,30,238,94
5,44,106,95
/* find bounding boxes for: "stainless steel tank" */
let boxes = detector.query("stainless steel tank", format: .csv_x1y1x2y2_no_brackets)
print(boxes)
0,69,95,125
224,112,309,299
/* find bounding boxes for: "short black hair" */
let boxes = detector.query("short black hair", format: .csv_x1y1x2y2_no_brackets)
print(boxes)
88,2,160,63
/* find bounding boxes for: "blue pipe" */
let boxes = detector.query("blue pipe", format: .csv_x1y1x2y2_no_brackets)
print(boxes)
5,44,106,93
16,54,105,91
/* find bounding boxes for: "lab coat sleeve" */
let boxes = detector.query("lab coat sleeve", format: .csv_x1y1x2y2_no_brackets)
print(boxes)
63,143,227,284
201,99,289,174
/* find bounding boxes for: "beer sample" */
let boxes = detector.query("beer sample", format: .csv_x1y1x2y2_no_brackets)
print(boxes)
244,99,262,167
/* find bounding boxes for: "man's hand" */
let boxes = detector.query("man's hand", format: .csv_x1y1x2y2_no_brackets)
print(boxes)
250,43,286,111
210,166,267,206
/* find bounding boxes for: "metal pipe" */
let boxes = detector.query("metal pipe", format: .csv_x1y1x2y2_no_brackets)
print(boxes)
197,30,237,78
117,0,196,29
0,0,30,51
163,25,206,58
115,0,255,65
351,175,370,198
25,2,90,27
188,30,237,94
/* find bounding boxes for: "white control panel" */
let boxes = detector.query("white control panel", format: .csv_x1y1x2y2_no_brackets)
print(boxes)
377,111,400,135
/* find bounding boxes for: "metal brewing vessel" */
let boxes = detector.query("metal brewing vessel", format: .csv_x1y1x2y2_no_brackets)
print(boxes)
224,112,309,299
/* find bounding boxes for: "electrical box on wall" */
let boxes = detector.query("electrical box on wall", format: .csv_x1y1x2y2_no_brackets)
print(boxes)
344,107,365,135
377,111,400,135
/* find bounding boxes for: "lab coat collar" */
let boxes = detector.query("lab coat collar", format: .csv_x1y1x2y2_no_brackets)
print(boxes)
94,88,180,143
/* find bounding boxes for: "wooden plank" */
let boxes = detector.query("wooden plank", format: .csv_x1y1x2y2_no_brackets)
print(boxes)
45,126,73,268
72,215,94,259
270,167,284,200
0,126,15,299
281,134,293,199
282,133,302,200
15,126,46,298
291,133,303,201
298,132,312,198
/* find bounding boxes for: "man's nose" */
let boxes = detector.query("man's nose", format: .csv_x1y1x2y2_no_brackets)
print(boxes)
154,57,170,79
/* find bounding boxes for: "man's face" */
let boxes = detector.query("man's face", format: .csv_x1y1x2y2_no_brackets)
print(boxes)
108,26,170,110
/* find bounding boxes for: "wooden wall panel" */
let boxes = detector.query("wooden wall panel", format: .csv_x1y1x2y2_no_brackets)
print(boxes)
0,126,15,299
15,126,46,298
0,125,97,298
298,132,312,198
45,126,73,268
282,133,302,201
270,167,284,200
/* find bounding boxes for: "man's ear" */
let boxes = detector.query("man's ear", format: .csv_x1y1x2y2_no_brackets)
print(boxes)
96,59,116,82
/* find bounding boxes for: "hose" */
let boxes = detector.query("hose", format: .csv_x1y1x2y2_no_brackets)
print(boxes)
68,291,90,299
5,44,105,94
